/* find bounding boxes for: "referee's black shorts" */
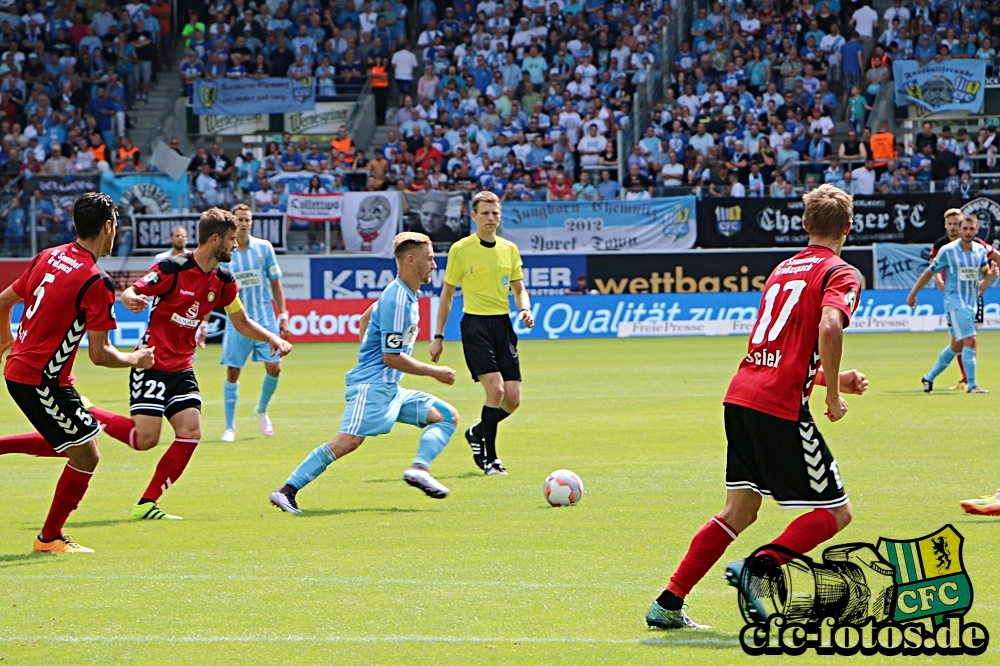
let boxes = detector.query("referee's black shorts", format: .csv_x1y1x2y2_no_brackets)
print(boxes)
460,314,521,382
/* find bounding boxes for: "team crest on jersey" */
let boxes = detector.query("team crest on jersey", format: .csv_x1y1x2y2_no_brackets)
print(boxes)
186,302,200,319
143,271,159,284
207,291,216,302
845,288,858,313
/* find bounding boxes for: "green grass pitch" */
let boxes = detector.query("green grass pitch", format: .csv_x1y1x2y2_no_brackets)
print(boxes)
1,333,999,664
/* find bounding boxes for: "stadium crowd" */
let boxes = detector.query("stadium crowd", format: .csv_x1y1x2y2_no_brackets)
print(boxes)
174,0,1000,208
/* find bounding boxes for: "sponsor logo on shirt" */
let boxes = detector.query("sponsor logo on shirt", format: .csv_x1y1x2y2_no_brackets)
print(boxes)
143,271,159,284
234,269,262,288
170,312,201,328
385,332,403,349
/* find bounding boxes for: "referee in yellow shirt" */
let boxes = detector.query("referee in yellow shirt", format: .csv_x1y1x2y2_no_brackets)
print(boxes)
429,191,534,475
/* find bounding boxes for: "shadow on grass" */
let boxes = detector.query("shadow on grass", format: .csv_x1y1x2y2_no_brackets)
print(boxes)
363,471,483,484
299,507,425,518
881,389,959,395
64,518,130,528
0,552,56,569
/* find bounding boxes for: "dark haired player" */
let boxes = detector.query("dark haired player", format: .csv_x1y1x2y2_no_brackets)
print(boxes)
0,192,155,553
89,208,292,520
429,190,534,475
645,184,869,628
270,233,458,514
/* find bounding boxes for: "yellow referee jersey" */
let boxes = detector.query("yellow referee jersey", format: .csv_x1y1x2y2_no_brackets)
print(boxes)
444,235,524,315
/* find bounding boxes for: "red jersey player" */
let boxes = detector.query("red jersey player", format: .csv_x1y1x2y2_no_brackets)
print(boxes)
89,208,292,520
0,193,155,553
646,184,869,629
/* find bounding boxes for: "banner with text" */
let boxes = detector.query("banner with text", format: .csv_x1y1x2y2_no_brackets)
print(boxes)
287,193,343,222
585,249,875,294
287,298,431,342
441,289,1000,341
284,102,354,134
310,253,587,299
496,197,697,254
698,194,949,248
193,77,315,116
340,191,400,257
874,242,1000,290
33,175,99,214
133,213,285,250
892,60,986,114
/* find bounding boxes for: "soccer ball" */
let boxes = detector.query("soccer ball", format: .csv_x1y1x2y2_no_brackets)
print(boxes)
544,469,584,507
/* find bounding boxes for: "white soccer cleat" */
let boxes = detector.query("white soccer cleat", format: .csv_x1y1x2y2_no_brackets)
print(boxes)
403,468,449,499
255,409,274,437
220,428,235,443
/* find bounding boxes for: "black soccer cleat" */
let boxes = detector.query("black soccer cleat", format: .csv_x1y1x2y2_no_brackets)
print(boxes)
484,459,508,476
465,426,486,470
922,376,933,393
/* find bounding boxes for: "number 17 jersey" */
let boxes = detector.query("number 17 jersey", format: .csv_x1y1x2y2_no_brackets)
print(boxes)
725,245,861,422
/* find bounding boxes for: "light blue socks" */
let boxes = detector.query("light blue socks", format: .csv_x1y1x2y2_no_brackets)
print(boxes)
413,422,456,468
223,380,238,429
962,347,977,388
926,347,957,382
287,444,336,490
258,374,279,413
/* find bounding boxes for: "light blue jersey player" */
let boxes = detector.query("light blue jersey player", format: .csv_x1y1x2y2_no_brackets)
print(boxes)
269,232,459,513
909,215,998,393
219,205,290,441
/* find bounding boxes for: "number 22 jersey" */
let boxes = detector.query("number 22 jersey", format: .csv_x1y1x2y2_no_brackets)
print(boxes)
724,245,861,422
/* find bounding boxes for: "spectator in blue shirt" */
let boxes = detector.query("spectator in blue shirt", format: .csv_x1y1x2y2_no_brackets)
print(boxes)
597,169,622,200
2,197,25,257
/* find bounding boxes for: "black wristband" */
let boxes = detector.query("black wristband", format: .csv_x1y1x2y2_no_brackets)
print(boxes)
434,334,444,340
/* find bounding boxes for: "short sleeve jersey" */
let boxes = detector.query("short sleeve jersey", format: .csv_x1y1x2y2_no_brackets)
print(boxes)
132,254,240,372
219,237,281,328
930,239,988,313
725,245,861,422
345,278,418,385
5,243,117,386
444,234,524,315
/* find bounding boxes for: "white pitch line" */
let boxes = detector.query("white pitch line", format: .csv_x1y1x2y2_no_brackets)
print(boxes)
0,634,739,647
4,573,726,594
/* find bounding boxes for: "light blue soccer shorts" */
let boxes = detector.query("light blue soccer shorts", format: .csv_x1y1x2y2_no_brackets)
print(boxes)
339,383,435,437
220,321,282,367
947,308,977,340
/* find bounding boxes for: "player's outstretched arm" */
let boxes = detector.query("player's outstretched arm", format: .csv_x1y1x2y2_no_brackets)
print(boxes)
87,331,155,369
906,269,935,307
818,306,848,422
0,285,22,360
229,308,293,357
429,282,456,362
383,352,455,385
510,279,534,328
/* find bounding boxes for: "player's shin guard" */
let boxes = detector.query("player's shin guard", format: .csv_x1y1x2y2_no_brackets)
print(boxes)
962,347,978,387
666,515,738,598
40,464,92,542
286,444,336,490
480,406,500,461
257,374,279,414
224,380,238,430
926,346,957,382
141,439,198,502
414,422,455,468
764,508,838,563
88,407,137,449
0,432,67,457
